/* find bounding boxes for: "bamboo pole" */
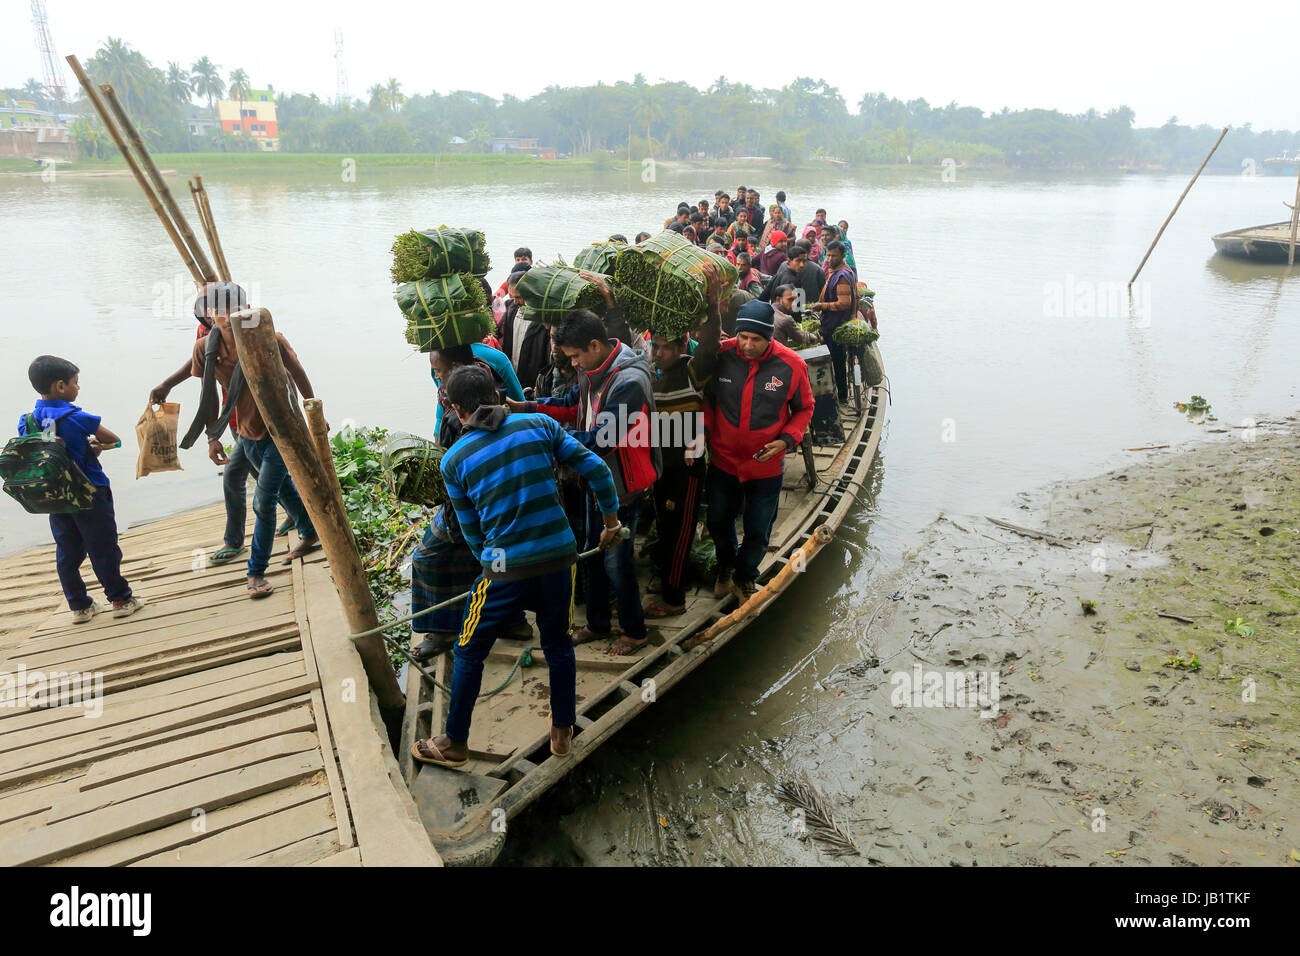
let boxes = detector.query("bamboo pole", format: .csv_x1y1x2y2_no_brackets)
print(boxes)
228,308,406,721
1288,164,1300,267
64,55,206,285
1129,126,1229,288
98,84,217,282
188,179,219,276
196,175,232,279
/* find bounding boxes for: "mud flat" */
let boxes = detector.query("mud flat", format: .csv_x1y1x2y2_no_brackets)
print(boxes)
503,422,1300,866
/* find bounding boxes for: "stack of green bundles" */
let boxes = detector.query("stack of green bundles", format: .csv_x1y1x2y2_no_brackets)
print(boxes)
612,231,737,339
515,265,607,323
390,227,494,351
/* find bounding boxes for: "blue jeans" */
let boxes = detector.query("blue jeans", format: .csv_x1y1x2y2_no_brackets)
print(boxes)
238,436,315,578
49,487,131,610
705,465,783,585
583,495,645,639
445,566,577,744
222,438,310,550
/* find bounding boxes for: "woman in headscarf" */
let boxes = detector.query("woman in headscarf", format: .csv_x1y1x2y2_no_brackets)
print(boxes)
818,222,858,276
802,221,824,263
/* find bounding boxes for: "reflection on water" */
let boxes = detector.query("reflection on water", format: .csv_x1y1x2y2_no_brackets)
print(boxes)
4,164,1300,861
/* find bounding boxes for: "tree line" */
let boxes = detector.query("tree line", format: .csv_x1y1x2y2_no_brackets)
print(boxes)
6,37,1297,171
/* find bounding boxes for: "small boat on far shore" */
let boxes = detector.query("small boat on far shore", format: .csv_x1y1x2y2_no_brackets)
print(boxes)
1211,221,1299,263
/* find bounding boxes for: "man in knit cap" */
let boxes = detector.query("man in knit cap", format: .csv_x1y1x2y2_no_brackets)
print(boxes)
703,299,814,601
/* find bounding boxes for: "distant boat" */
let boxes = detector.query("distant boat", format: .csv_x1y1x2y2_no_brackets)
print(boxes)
1212,221,1299,262
1262,151,1300,176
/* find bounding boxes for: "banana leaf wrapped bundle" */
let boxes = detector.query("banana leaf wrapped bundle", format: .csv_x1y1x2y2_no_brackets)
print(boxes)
612,231,737,339
573,240,625,277
396,273,494,351
390,227,491,283
831,317,880,346
515,265,607,323
382,434,447,508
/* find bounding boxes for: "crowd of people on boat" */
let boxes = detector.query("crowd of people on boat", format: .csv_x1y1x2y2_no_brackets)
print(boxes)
13,185,877,769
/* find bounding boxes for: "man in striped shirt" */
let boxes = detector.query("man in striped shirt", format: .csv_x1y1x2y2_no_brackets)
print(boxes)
643,286,723,617
411,366,624,768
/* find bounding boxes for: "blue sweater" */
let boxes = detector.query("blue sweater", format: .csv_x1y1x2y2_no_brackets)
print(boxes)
440,406,618,579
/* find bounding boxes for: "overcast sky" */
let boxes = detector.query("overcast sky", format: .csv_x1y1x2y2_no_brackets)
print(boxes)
5,0,1296,131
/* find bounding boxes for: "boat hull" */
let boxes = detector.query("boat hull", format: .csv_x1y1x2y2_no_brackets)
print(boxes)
1211,220,1299,263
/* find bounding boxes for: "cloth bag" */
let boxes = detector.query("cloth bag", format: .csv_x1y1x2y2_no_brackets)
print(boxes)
136,402,183,478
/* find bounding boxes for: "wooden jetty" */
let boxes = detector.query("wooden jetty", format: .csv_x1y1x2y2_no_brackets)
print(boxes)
1211,221,1300,263
401,353,888,865
0,504,440,867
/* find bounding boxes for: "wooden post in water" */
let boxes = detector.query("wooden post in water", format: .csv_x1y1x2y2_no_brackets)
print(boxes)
228,308,406,722
1287,164,1300,267
98,84,217,282
197,176,232,279
64,56,206,286
1129,126,1229,288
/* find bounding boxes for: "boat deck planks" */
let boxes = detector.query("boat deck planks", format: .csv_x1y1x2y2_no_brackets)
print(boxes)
0,501,440,866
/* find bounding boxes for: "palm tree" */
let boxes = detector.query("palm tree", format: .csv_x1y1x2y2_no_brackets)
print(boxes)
22,79,46,108
92,37,152,115
190,56,223,111
633,86,662,153
165,62,191,105
468,122,491,152
228,68,250,135
367,83,387,113
384,78,405,113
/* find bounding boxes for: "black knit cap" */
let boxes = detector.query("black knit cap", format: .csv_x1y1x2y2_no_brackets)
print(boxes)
734,299,775,340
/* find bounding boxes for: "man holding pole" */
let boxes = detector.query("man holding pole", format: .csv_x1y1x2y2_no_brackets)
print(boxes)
411,365,624,767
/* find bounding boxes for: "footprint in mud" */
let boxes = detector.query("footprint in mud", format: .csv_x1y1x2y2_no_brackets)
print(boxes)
1054,759,1077,772
1028,710,1054,722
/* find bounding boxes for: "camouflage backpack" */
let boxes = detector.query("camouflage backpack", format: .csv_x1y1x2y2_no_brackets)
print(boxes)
0,414,98,514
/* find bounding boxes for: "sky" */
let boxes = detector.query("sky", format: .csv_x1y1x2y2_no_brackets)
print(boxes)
4,0,1296,131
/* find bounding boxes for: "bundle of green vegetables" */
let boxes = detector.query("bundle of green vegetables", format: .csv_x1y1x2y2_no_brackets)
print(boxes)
612,230,737,339
396,273,494,351
381,434,448,508
515,265,607,323
831,317,880,346
573,240,625,277
390,227,491,283
798,317,821,336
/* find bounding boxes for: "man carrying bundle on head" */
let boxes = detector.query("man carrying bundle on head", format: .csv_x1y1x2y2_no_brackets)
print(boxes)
642,272,724,618
148,282,319,599
501,262,552,390
411,365,625,768
704,299,814,602
508,310,660,655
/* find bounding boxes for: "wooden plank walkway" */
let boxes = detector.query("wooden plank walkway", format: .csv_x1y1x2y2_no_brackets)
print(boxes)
0,503,440,867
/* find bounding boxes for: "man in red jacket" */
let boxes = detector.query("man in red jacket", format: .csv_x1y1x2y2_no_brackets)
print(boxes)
704,299,814,601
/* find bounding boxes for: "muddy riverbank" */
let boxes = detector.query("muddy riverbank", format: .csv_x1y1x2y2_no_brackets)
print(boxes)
502,424,1300,866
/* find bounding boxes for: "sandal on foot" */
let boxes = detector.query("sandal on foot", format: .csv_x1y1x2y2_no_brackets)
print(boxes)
411,738,467,769
280,537,321,564
211,546,246,566
607,635,650,656
571,625,610,647
247,578,274,599
275,518,295,537
643,599,685,619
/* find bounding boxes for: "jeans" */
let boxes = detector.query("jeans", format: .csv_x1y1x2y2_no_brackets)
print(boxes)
826,340,865,402
49,487,131,610
238,436,315,578
583,495,646,639
445,566,576,744
222,438,310,550
705,465,783,585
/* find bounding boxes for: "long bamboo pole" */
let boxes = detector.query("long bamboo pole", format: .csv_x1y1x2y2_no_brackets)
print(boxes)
1129,126,1229,288
98,84,217,282
196,175,232,279
228,308,405,722
64,55,206,285
189,178,230,281
1288,164,1300,267
188,179,219,275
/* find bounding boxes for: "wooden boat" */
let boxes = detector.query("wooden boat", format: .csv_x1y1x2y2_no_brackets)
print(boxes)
1263,154,1300,177
398,347,888,864
1211,221,1299,263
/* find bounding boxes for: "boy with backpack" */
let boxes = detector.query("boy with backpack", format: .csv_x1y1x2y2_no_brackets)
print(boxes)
9,356,142,623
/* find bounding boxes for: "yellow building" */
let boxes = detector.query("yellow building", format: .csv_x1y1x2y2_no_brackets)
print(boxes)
216,90,279,151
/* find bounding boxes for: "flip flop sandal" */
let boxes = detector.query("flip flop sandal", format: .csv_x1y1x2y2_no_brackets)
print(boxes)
210,546,247,566
643,600,685,619
275,518,295,537
570,625,610,647
247,580,274,599
280,539,322,564
411,739,467,769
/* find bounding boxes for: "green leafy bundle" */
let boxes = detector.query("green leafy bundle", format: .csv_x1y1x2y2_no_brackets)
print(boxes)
612,230,737,339
382,434,448,508
390,227,490,282
515,265,607,323
831,317,880,346
573,240,625,276
799,317,822,335
396,273,494,351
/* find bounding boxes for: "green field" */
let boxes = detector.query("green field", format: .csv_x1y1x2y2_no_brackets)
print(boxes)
0,151,629,175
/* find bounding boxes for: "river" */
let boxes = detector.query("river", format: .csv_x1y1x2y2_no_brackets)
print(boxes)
2,161,1297,862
